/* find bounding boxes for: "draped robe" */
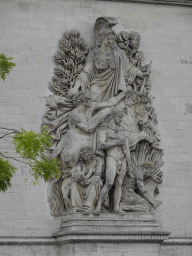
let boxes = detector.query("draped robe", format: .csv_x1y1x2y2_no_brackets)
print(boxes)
78,46,141,102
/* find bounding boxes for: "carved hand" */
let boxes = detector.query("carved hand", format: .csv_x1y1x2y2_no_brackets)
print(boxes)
84,179,91,185
99,116,107,124
117,133,127,143
66,80,81,98
123,87,131,95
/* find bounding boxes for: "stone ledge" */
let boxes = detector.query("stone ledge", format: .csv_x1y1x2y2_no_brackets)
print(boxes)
54,213,171,244
2,236,192,245
58,212,162,234
0,237,56,246
55,231,171,244
161,238,192,245
119,0,192,7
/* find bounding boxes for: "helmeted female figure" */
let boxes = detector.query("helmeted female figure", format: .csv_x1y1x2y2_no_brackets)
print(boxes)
66,17,146,102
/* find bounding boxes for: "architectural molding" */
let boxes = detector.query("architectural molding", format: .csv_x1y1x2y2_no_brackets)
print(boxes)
55,231,170,244
161,238,192,246
113,0,192,7
0,237,57,246
1,236,192,246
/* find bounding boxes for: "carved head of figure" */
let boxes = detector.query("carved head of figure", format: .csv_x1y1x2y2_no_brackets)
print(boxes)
79,146,95,163
97,28,115,47
129,31,141,50
141,161,155,178
63,154,75,169
111,107,125,125
72,91,92,107
94,16,118,46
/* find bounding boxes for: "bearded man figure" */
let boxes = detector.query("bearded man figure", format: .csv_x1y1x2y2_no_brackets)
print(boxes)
51,89,130,163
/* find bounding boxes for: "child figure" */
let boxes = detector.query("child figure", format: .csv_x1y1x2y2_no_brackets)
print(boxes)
61,154,76,212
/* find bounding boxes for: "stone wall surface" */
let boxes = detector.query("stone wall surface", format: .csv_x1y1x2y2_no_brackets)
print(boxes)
2,243,192,256
0,245,59,256
0,0,192,255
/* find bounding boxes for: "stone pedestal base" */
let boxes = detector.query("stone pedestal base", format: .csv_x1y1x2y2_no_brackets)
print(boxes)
54,213,170,256
59,242,161,256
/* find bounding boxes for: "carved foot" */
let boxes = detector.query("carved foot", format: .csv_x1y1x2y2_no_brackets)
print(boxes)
153,200,162,209
65,207,84,214
92,210,101,215
82,206,92,215
121,205,148,212
114,209,126,216
63,208,77,215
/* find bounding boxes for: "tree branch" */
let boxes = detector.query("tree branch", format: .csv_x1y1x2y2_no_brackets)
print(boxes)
0,127,19,132
0,131,17,139
0,152,34,168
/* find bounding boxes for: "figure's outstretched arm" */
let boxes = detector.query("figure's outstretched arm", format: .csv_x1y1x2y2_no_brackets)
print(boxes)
136,176,158,207
72,120,99,133
95,91,126,111
69,113,104,133
66,51,94,97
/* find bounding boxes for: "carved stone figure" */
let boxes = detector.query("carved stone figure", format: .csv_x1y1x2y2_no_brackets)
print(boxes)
93,107,131,215
51,89,129,163
66,18,146,102
69,147,103,214
60,154,76,211
44,16,164,217
120,161,161,212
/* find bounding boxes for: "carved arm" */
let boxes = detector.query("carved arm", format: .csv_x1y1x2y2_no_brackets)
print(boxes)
69,113,103,133
84,157,103,185
136,177,159,207
73,120,100,133
95,91,126,111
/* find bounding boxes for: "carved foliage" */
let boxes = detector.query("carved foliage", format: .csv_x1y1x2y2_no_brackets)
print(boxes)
45,17,164,215
116,31,152,93
49,30,90,97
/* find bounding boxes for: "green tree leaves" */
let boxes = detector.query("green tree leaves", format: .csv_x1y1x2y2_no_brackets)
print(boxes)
13,128,51,161
12,128,61,185
32,157,61,182
0,53,16,81
0,127,62,192
0,55,62,192
0,157,16,192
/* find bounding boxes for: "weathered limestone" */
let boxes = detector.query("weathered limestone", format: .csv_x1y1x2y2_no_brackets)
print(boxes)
1,0,192,255
45,16,163,218
44,15,170,255
55,213,170,243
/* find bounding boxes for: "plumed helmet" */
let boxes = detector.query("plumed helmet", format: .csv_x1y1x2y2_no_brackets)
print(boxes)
94,17,118,45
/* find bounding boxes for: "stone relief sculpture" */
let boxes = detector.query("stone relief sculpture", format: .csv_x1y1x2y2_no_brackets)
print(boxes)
44,17,164,216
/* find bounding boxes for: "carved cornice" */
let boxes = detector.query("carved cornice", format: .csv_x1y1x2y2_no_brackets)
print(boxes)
120,0,192,7
161,237,192,245
55,230,171,244
56,236,169,244
0,237,57,246
0,236,191,246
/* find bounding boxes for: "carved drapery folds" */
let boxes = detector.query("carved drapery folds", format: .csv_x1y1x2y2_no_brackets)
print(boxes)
43,17,164,217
